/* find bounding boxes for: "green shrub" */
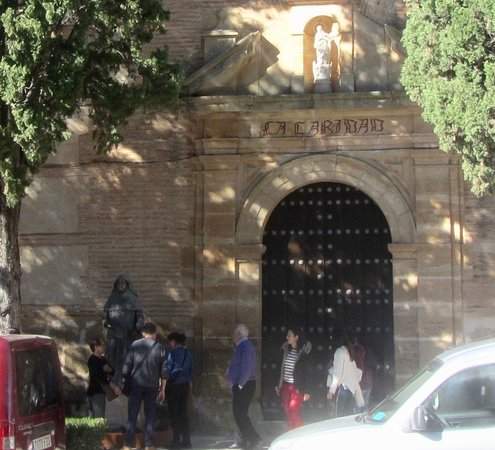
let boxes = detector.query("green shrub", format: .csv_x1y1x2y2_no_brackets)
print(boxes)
66,417,106,450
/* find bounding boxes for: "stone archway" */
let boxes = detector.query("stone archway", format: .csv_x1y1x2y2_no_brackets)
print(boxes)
234,154,419,387
237,154,415,245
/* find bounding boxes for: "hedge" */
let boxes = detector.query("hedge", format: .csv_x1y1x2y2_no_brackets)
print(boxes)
66,417,106,450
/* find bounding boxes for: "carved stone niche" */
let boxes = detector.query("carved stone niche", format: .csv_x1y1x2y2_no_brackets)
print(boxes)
304,16,341,93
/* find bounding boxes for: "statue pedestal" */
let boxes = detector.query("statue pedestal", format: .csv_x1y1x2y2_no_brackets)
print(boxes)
314,80,331,93
106,395,128,431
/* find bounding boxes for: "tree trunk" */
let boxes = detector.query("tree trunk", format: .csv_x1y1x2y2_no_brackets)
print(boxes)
0,189,21,334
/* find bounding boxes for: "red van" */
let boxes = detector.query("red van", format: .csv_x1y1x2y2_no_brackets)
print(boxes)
0,335,65,450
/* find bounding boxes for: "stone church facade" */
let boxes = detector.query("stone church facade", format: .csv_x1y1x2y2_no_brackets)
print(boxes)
17,0,495,426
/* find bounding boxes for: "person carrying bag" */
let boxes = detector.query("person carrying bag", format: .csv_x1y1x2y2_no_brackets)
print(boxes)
121,322,167,450
87,338,117,417
327,334,365,417
121,340,158,397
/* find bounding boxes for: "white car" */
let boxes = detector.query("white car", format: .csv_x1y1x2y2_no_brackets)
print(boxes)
269,338,495,450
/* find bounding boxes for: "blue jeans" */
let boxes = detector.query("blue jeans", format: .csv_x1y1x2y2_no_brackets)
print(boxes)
125,385,158,447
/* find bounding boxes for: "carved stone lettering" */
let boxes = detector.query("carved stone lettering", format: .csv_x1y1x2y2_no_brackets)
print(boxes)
308,121,319,137
262,121,287,137
358,119,369,134
343,119,357,134
294,122,305,136
321,120,341,136
260,118,386,138
371,119,385,132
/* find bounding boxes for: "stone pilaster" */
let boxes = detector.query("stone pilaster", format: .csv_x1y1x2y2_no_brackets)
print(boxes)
389,243,419,386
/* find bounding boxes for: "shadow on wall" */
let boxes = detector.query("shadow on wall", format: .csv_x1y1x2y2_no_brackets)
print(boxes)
17,109,201,415
183,2,401,95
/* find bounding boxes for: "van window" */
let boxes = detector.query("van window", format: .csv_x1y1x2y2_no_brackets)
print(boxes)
15,347,60,417
425,363,495,428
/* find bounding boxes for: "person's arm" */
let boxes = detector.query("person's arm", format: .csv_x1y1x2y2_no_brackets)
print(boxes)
296,356,311,401
158,349,168,401
163,351,173,380
121,347,134,383
158,378,167,402
183,349,193,375
329,348,344,396
102,356,113,375
326,365,334,388
226,345,240,386
238,342,255,388
354,384,365,409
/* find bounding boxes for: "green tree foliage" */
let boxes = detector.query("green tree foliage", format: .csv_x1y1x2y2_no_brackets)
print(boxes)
0,0,180,332
0,0,180,205
401,0,495,196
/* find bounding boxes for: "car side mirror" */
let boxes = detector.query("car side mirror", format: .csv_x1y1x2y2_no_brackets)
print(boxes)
411,406,444,433
411,406,428,432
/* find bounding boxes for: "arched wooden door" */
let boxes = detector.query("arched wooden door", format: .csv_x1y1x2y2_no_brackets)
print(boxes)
261,182,394,421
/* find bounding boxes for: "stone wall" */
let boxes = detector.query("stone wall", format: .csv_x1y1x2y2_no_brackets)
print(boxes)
19,111,198,407
15,0,495,432
184,91,470,427
162,0,406,74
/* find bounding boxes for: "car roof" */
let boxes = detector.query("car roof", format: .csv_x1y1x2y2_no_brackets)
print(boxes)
436,338,495,364
0,334,53,343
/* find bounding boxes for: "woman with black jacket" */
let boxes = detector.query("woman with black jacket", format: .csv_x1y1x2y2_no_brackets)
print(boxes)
275,327,312,429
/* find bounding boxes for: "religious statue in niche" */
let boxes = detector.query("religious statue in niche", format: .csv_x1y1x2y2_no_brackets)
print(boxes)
313,23,341,91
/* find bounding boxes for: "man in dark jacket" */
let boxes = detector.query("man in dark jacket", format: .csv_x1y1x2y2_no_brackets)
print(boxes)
227,324,261,449
164,332,193,449
121,322,166,450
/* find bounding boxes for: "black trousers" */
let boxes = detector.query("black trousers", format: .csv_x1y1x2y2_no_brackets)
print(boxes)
232,380,260,445
167,382,191,445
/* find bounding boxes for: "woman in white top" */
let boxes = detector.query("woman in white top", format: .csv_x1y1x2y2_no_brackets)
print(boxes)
327,334,365,417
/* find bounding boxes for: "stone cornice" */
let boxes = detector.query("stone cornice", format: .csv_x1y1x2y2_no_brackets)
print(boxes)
183,91,419,115
195,134,438,154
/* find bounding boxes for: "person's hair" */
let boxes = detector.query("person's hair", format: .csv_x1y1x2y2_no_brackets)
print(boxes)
335,329,355,362
141,322,157,335
167,331,186,345
234,324,249,339
287,326,306,350
89,338,103,353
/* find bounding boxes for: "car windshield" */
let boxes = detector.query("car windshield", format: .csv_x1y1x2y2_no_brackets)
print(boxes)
16,347,60,417
366,359,443,423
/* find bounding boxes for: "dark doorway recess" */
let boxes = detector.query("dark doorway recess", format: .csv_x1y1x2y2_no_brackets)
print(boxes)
261,182,394,421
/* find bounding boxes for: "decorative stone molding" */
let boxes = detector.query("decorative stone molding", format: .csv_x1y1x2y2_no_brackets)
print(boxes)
388,243,417,260
236,153,416,245
234,243,266,262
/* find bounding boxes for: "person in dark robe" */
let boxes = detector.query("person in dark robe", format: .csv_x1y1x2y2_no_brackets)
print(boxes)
104,275,144,387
